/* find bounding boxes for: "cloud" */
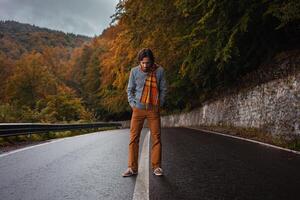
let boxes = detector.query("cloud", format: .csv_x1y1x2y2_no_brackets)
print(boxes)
0,0,119,37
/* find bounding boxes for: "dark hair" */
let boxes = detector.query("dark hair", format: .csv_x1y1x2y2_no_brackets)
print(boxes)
137,48,155,63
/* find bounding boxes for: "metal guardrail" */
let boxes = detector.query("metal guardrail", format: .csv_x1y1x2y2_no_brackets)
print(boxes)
0,122,122,137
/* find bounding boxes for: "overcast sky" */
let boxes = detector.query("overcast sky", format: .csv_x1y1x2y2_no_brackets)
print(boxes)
0,0,119,37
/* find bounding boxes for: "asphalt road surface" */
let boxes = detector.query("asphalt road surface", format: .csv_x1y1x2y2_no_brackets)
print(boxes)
1,127,300,200
151,127,300,200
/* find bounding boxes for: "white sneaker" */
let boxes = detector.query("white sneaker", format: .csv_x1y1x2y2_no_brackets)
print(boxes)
122,168,138,177
153,167,163,176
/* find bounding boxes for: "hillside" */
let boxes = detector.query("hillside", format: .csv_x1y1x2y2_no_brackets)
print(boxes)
0,20,91,59
0,0,299,123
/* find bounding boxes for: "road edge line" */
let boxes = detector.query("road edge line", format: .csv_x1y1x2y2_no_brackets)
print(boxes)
0,129,126,158
185,126,300,155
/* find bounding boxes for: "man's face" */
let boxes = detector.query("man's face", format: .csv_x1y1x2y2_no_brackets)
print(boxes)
140,57,153,72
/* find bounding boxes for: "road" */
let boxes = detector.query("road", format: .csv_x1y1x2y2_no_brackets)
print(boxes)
0,127,300,200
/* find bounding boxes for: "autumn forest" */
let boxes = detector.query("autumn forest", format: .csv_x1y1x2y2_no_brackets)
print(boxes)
0,0,299,123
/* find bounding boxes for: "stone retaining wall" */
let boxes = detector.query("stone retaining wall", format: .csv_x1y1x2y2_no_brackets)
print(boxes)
161,71,299,138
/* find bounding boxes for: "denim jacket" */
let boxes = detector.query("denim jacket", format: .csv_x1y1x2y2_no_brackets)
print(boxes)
127,65,167,109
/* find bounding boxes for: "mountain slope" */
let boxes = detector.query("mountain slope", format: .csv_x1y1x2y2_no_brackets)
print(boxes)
0,20,91,59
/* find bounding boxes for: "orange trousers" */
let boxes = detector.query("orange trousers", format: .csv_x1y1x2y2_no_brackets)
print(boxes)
128,107,162,171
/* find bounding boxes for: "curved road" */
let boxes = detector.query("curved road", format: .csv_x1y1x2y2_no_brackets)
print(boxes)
0,127,299,200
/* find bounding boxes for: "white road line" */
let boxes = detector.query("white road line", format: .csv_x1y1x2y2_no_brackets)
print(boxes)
0,129,124,158
132,131,150,200
186,127,300,155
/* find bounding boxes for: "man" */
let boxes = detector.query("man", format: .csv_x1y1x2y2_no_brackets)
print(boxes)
122,48,167,177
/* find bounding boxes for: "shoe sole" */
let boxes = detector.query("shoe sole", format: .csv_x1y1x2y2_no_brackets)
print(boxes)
153,172,163,176
122,173,138,177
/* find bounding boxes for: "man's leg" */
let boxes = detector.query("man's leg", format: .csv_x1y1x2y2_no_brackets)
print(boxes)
128,108,146,171
147,109,162,170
